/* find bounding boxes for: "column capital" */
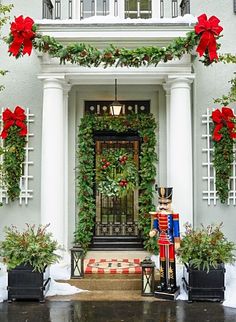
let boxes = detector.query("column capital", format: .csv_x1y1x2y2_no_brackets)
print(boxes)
165,74,195,90
38,74,71,91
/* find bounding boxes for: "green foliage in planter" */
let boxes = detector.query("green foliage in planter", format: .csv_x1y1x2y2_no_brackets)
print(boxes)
177,223,236,272
0,224,61,272
75,113,158,253
212,126,234,203
1,126,27,201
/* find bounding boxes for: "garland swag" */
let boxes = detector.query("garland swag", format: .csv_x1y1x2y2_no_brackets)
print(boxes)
0,106,27,201
6,14,223,67
75,114,158,253
211,107,236,203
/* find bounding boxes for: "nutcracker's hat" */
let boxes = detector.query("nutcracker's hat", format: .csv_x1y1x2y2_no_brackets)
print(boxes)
157,187,173,203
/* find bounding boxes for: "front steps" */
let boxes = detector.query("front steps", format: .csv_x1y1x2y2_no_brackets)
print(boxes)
91,236,144,250
66,273,141,291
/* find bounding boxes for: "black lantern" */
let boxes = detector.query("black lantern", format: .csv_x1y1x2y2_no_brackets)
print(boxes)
110,79,123,116
141,257,155,296
70,246,84,279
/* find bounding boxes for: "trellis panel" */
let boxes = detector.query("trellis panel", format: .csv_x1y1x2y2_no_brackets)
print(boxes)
202,108,236,206
0,108,34,205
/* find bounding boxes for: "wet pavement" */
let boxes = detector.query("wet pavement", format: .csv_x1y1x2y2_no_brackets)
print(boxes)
0,300,236,322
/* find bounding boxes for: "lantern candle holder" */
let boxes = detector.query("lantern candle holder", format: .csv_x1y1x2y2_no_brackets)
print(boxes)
70,246,84,279
141,257,155,296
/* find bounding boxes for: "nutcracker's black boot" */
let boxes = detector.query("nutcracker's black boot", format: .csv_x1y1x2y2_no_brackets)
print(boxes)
158,260,167,291
167,260,177,293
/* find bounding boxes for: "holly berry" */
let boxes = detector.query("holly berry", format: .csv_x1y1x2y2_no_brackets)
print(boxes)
123,156,127,161
106,162,110,166
119,181,124,187
102,165,107,169
102,158,106,163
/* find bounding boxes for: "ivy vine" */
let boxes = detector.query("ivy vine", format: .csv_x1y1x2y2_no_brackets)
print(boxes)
75,113,158,253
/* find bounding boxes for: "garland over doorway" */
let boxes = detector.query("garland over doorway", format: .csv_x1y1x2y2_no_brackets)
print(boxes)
75,113,158,253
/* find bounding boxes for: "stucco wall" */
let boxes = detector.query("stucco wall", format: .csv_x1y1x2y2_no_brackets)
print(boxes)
191,0,236,242
0,1,43,237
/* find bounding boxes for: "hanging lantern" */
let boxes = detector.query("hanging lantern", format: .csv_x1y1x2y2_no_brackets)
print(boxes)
141,257,155,296
110,79,123,116
70,246,84,279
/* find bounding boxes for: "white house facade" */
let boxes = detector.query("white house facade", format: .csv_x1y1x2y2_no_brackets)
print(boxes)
0,0,236,254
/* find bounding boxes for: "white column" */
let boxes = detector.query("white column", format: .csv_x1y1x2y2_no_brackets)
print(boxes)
167,76,194,229
40,76,69,249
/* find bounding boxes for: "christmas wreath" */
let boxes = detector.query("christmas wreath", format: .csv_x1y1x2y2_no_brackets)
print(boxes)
96,148,138,198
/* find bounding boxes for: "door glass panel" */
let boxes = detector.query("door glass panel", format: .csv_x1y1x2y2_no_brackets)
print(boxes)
95,137,139,237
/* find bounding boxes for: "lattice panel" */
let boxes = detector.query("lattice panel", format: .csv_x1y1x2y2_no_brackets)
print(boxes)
202,108,236,205
0,108,34,205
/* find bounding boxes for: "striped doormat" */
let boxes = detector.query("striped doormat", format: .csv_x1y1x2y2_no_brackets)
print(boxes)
85,258,142,274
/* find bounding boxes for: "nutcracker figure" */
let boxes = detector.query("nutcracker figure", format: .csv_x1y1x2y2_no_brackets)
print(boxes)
149,187,180,293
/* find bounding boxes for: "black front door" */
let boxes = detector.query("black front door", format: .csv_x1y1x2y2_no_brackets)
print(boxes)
94,133,140,238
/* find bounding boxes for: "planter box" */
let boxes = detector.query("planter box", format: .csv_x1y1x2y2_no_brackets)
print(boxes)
182,263,225,302
8,264,50,302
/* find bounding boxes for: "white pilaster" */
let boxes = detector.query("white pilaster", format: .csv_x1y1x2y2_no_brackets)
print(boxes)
39,76,70,250
63,84,71,252
163,83,171,184
166,76,194,229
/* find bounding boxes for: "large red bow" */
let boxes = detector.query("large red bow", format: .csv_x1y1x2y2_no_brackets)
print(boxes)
195,14,223,61
212,107,236,141
1,106,27,139
8,15,35,57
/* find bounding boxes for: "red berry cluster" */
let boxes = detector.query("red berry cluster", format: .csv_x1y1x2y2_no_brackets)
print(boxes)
119,179,128,187
101,158,111,170
119,155,128,165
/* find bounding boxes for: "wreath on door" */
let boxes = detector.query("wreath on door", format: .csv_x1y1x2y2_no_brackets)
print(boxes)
96,148,138,197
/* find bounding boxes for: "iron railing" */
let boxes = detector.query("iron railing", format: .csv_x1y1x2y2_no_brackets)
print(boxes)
42,0,191,20
42,0,54,19
180,0,190,16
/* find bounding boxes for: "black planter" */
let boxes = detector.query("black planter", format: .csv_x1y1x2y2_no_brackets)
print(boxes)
8,264,51,302
182,263,225,302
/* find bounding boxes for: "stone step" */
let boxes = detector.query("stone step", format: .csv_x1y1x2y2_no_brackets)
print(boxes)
59,275,142,291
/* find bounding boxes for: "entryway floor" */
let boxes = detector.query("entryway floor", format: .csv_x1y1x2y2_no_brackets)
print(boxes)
0,300,235,322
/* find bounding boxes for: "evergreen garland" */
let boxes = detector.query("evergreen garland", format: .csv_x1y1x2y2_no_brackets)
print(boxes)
212,126,234,203
1,126,26,201
75,113,158,253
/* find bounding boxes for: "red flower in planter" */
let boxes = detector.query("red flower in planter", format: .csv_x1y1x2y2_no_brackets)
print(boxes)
8,15,35,57
212,107,236,141
1,106,27,139
195,14,223,61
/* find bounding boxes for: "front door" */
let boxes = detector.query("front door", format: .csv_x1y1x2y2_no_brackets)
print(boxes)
94,133,140,238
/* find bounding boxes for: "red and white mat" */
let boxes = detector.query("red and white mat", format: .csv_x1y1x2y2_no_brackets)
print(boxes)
85,258,142,274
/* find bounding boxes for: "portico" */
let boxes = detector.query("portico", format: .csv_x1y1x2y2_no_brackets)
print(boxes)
38,68,194,251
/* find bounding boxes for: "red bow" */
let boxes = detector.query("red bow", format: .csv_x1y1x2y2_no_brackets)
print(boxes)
8,15,35,57
212,107,236,141
1,106,27,139
195,14,223,61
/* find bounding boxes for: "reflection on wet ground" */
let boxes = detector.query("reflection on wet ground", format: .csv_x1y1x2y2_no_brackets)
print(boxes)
0,300,236,322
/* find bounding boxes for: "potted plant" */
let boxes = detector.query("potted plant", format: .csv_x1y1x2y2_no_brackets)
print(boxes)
177,222,235,302
0,224,61,302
